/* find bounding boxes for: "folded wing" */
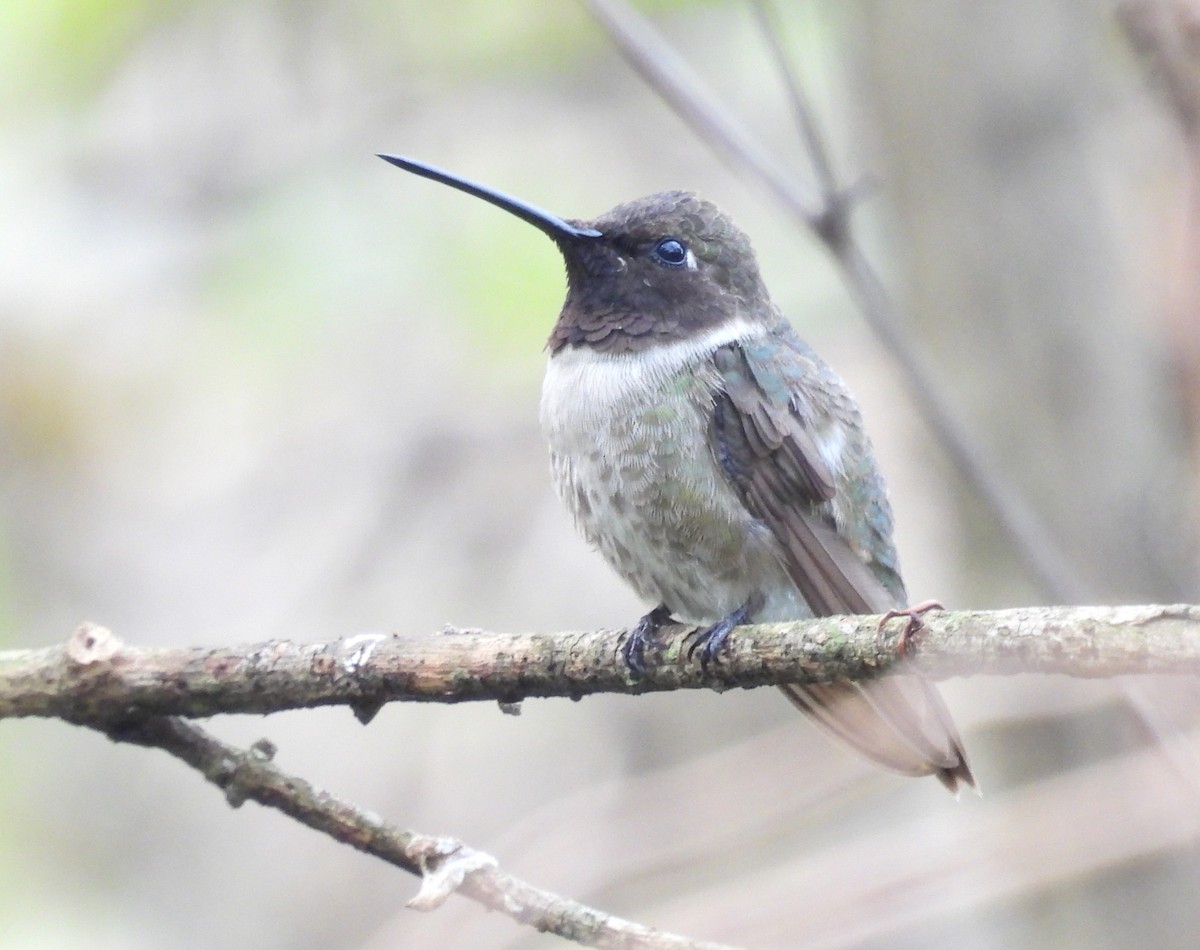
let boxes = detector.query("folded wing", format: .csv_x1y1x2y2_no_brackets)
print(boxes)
709,337,973,792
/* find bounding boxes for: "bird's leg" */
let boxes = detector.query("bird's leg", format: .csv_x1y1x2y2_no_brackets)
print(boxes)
687,596,760,672
877,599,944,656
622,603,676,676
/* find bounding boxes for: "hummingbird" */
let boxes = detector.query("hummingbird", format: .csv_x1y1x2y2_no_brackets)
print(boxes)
379,154,974,792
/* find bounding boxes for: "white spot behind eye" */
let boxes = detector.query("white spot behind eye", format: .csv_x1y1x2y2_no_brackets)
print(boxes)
685,249,698,270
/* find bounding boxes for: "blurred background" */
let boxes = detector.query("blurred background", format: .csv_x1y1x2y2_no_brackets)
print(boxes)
3,0,1200,947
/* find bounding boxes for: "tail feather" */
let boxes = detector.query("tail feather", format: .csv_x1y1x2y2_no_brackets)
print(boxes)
779,676,976,794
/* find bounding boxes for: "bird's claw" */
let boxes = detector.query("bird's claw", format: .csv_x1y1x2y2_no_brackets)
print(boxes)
622,604,674,677
687,620,735,672
686,600,753,673
877,599,944,656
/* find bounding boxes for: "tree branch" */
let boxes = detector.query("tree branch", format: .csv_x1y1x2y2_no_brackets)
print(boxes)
12,605,1193,945
94,715,734,950
3,605,1198,723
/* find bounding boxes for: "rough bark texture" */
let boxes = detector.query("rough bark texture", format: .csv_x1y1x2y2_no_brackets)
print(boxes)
3,606,1198,722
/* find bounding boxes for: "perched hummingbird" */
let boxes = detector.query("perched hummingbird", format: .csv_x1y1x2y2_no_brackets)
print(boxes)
380,154,974,792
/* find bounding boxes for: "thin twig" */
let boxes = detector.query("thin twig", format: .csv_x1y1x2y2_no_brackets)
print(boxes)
3,606,1198,722
579,0,822,224
580,0,1091,603
751,1,839,198
97,715,736,950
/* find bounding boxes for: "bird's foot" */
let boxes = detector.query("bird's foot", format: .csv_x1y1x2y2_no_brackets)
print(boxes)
687,601,753,673
877,599,944,656
623,604,675,677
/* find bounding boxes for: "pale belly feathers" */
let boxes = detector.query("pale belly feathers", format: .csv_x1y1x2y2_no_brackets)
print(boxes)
539,321,811,624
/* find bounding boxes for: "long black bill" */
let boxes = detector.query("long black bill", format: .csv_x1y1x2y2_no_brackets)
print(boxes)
377,154,602,243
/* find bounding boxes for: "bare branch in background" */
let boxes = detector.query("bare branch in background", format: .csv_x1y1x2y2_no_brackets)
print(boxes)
99,715,736,950
1119,0,1200,139
580,0,1091,602
1119,0,1200,493
3,606,1198,723
749,0,848,243
649,723,1200,945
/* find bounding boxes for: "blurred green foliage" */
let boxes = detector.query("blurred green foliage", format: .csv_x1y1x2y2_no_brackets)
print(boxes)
443,209,572,365
0,0,166,109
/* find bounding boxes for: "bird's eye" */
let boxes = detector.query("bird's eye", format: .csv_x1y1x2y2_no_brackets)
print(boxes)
652,238,688,267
